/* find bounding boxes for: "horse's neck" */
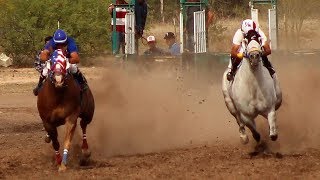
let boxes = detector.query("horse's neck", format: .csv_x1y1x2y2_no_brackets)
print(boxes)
237,58,263,82
45,76,78,96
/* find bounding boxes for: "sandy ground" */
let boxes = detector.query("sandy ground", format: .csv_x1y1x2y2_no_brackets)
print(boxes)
1,54,320,179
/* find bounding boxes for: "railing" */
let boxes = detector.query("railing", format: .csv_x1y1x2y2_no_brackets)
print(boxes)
194,10,206,54
125,12,135,55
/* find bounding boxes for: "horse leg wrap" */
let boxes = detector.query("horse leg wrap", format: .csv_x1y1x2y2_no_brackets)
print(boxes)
82,134,88,149
55,151,62,165
62,149,68,165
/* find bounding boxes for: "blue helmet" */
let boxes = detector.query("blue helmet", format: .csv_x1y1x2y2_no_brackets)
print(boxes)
53,29,67,44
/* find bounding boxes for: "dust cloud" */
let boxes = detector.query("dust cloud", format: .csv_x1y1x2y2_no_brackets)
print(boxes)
86,54,320,157
273,55,320,152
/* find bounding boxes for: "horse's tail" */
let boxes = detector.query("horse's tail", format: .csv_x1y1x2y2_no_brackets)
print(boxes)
273,74,282,111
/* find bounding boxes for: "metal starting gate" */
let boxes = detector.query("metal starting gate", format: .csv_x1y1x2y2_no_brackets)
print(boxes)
180,0,208,54
194,10,206,53
111,0,136,56
125,12,135,55
250,0,278,50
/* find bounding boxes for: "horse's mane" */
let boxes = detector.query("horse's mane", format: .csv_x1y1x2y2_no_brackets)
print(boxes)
244,30,261,44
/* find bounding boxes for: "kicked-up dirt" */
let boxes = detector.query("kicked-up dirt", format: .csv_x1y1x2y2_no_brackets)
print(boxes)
1,54,320,179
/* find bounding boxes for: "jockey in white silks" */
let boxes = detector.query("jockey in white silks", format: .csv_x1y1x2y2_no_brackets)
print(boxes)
222,19,282,145
227,19,275,81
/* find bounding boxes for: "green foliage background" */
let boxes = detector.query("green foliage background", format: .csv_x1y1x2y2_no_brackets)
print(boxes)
0,0,251,61
0,0,111,64
6,0,317,64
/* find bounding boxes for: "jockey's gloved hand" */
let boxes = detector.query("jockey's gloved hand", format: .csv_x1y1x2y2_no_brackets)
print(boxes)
236,52,244,60
231,56,242,64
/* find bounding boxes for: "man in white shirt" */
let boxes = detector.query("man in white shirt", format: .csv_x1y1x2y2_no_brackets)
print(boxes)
227,19,275,81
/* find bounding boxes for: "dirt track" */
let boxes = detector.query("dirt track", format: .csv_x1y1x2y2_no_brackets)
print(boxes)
1,56,320,179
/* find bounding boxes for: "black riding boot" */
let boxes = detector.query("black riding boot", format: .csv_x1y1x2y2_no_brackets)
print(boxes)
261,56,275,77
73,70,88,91
227,57,241,81
33,75,46,96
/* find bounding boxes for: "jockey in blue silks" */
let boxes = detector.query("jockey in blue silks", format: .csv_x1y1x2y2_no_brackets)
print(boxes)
34,29,87,96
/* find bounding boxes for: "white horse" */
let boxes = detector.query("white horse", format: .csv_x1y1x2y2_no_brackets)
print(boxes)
222,36,282,145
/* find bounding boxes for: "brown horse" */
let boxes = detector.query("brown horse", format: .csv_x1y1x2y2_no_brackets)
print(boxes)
37,49,95,171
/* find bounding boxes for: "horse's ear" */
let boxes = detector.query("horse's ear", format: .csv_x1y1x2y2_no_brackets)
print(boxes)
258,37,262,44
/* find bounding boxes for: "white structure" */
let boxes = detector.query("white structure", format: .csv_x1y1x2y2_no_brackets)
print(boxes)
179,2,207,54
125,12,136,55
0,53,13,67
250,1,278,50
194,10,206,53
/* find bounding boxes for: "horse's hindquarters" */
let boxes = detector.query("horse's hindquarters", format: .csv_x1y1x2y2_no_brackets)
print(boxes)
80,88,95,123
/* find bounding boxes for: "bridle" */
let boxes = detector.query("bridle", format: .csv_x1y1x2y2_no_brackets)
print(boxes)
49,49,70,87
242,31,263,67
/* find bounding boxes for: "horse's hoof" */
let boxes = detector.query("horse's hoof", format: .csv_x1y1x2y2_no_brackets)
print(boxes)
270,134,278,141
56,154,62,165
82,149,91,158
79,151,91,166
58,163,67,172
44,135,51,143
240,134,249,144
79,156,90,166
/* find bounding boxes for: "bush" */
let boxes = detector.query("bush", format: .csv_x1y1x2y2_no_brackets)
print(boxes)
0,0,111,65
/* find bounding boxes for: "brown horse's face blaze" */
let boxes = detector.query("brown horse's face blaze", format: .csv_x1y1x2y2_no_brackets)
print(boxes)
51,49,68,88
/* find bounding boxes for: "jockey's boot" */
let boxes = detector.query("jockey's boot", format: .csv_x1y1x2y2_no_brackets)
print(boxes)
227,57,241,81
73,70,88,91
33,75,45,96
261,56,275,77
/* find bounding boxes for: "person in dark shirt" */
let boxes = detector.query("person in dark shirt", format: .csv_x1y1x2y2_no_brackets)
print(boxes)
135,0,148,54
143,36,167,56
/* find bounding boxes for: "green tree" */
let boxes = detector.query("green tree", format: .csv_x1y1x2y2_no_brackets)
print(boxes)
0,0,110,64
